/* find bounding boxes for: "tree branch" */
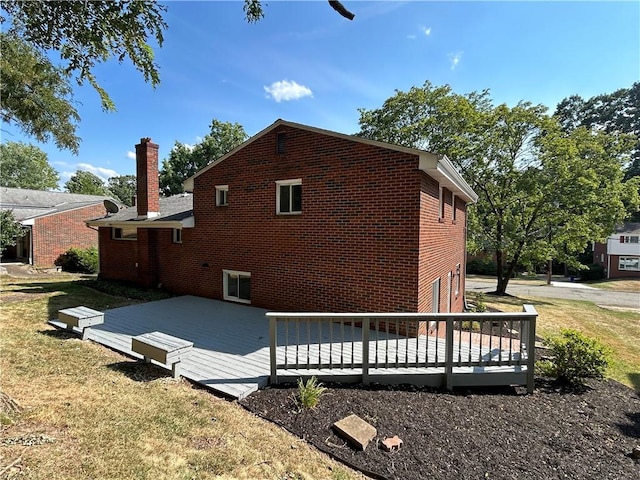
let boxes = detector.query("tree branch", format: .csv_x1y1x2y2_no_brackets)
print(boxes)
328,1,355,20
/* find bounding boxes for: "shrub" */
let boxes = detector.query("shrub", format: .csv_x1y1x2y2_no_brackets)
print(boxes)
297,376,327,409
578,263,605,281
543,329,611,384
54,246,98,274
467,258,497,276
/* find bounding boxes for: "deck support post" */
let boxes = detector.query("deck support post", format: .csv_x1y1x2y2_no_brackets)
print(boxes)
362,318,370,385
523,304,537,394
445,317,454,391
269,316,278,385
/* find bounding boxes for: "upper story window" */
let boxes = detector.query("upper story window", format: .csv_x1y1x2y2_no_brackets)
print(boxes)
621,235,639,244
438,186,445,221
276,179,302,215
112,226,137,240
216,185,228,206
452,193,457,222
172,228,182,244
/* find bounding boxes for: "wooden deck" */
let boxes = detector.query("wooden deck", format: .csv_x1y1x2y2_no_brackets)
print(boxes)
49,296,532,400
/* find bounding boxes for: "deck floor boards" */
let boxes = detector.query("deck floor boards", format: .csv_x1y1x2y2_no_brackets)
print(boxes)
48,296,527,400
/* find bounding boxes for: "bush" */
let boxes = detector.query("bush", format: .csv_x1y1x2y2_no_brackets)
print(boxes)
542,329,611,384
467,258,497,276
578,263,605,281
297,376,327,409
54,246,98,274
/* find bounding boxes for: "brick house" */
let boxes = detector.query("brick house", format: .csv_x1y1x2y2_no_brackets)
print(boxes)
593,223,640,279
0,187,112,266
89,120,478,325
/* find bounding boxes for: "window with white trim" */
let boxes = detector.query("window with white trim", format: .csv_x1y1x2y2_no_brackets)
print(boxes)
276,179,302,214
438,186,445,220
619,257,639,271
624,235,639,244
112,226,137,240
455,263,461,296
172,228,182,244
216,185,228,206
223,270,251,303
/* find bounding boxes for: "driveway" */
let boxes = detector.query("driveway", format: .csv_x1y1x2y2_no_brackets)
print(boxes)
467,278,639,310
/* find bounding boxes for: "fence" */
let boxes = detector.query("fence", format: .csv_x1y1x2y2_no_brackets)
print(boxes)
267,305,537,393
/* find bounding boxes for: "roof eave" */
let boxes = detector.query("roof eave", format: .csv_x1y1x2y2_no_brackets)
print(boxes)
419,154,478,203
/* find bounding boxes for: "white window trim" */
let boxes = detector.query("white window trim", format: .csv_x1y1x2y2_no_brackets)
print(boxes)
438,186,444,221
215,185,228,206
276,178,302,215
112,226,137,241
451,193,457,221
223,269,251,304
618,257,640,271
172,228,182,244
455,263,461,296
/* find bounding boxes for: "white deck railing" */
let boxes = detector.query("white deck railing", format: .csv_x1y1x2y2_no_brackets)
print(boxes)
267,305,537,393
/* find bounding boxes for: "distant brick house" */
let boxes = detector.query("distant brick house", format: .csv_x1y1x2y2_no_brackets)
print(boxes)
593,223,640,279
0,187,112,266
88,120,478,323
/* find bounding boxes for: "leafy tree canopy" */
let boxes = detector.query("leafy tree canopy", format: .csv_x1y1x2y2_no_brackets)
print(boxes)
107,175,137,207
160,119,248,196
0,141,59,190
65,170,112,196
0,0,167,153
0,210,25,252
358,81,637,294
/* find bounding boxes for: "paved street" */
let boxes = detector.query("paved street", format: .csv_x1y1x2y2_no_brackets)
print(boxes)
467,278,639,310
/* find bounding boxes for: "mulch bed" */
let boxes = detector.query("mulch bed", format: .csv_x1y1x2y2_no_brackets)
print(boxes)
240,378,640,479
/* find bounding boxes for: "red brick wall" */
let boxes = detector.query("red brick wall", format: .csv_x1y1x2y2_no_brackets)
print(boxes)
98,227,138,281
592,242,607,269
31,204,105,266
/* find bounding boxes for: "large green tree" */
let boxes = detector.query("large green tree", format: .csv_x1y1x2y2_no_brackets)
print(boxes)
65,170,111,196
358,82,637,294
107,175,137,206
0,141,59,190
159,119,248,196
0,210,25,253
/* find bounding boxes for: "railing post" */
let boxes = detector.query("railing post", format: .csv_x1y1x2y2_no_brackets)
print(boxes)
445,317,454,391
269,315,278,385
523,304,537,394
362,318,370,385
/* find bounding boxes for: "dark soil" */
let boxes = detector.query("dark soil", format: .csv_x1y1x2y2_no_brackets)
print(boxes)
240,378,640,480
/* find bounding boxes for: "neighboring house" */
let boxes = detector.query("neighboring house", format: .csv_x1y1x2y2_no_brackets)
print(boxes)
593,223,640,279
88,120,478,331
0,187,113,266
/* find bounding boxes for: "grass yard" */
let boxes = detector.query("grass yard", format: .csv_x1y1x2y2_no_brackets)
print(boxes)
471,292,640,390
0,276,361,480
583,278,640,293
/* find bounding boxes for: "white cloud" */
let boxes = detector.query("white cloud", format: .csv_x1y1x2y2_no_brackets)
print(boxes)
407,34,417,40
422,26,432,36
449,52,463,70
264,80,313,102
126,151,136,160
76,163,119,182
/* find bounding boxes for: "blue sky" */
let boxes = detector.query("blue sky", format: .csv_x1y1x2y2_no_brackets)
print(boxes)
2,1,639,186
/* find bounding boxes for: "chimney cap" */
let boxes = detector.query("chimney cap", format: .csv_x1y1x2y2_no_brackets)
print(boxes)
140,137,152,143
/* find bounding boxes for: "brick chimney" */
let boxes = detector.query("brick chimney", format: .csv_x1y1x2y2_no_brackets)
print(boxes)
135,137,160,218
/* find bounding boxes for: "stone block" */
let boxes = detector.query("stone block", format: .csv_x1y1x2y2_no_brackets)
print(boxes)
332,414,377,451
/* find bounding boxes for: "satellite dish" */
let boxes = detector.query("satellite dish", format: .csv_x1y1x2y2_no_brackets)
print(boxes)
104,199,120,214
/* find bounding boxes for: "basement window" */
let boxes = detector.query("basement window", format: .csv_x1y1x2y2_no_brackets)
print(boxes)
276,179,302,214
223,270,251,304
112,226,137,240
216,185,228,206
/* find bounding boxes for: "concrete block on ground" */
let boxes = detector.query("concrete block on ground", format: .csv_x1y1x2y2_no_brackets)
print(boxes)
332,414,377,451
